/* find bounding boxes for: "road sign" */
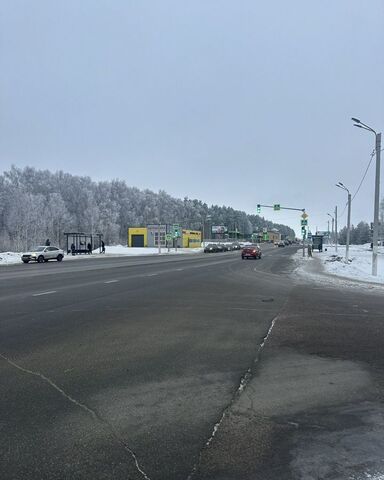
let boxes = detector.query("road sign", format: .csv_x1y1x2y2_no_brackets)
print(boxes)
301,219,308,226
263,233,268,241
301,212,308,219
165,233,172,241
273,204,280,211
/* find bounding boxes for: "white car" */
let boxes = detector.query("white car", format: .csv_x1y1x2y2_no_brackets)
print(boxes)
21,246,64,263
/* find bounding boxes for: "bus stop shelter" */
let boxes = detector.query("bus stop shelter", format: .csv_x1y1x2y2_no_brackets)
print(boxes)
64,232,103,255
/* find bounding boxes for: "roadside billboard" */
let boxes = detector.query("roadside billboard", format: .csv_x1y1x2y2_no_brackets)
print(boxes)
211,225,228,234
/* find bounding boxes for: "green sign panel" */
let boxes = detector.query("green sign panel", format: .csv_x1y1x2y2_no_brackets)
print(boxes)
301,219,308,226
263,233,268,241
165,234,172,241
273,204,281,211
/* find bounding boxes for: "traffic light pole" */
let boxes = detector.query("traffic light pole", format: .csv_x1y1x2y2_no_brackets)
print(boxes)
257,204,307,256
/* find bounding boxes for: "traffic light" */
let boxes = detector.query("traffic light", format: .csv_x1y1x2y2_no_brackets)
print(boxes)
173,224,180,238
257,204,261,214
301,226,306,234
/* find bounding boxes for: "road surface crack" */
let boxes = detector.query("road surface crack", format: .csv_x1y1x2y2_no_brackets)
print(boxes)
186,313,279,480
0,353,151,480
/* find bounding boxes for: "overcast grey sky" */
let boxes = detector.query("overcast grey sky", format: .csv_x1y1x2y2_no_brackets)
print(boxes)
1,1,383,235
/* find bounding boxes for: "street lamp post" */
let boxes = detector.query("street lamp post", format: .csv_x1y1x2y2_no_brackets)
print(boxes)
352,118,381,276
336,182,351,264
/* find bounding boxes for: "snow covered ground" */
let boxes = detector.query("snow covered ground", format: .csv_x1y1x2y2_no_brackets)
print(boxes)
0,244,204,266
294,243,384,285
0,252,23,266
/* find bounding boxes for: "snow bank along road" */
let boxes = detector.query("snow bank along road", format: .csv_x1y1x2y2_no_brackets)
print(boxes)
1,246,384,479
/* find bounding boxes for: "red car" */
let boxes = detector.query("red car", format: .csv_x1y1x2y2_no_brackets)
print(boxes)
241,244,262,259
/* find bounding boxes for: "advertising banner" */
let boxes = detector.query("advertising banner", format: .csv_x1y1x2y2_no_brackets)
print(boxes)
211,225,228,234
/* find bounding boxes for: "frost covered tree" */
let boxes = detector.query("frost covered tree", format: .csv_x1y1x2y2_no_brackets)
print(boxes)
0,166,296,251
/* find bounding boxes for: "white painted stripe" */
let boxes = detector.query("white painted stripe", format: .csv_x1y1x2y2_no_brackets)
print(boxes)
104,280,118,284
145,273,158,277
33,291,56,297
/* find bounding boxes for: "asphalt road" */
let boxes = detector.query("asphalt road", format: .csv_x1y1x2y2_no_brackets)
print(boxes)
1,246,384,480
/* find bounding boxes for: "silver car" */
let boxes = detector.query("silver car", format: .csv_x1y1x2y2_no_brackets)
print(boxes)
21,246,64,263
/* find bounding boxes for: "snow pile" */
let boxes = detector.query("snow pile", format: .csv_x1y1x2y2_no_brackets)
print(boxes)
0,252,22,266
321,244,384,284
93,245,203,256
294,244,384,285
0,245,204,266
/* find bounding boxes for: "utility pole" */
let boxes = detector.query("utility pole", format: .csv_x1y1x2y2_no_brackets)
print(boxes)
158,223,161,255
335,206,338,253
346,192,351,264
328,212,335,247
336,183,351,262
327,220,330,244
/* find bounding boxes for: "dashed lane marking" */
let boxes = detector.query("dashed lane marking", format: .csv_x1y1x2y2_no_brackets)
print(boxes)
104,280,118,284
32,291,57,297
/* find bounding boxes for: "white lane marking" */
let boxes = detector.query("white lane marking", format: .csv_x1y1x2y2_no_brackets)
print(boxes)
174,268,184,271
32,291,56,297
145,273,158,277
104,280,118,284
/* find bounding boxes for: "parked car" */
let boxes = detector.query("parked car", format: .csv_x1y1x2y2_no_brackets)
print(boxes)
21,246,64,263
241,244,262,259
231,242,241,250
277,241,285,247
219,243,231,252
204,243,219,253
216,244,225,253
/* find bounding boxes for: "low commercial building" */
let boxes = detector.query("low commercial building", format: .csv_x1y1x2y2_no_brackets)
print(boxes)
255,230,281,243
267,231,281,243
127,226,202,248
128,227,148,247
182,229,202,248
146,224,172,247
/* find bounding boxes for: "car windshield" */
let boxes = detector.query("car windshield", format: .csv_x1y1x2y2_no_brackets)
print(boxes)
31,246,45,252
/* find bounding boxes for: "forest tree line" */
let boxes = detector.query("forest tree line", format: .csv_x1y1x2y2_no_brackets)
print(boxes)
0,166,295,251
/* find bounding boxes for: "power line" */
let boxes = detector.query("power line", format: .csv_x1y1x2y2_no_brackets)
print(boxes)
338,149,376,219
